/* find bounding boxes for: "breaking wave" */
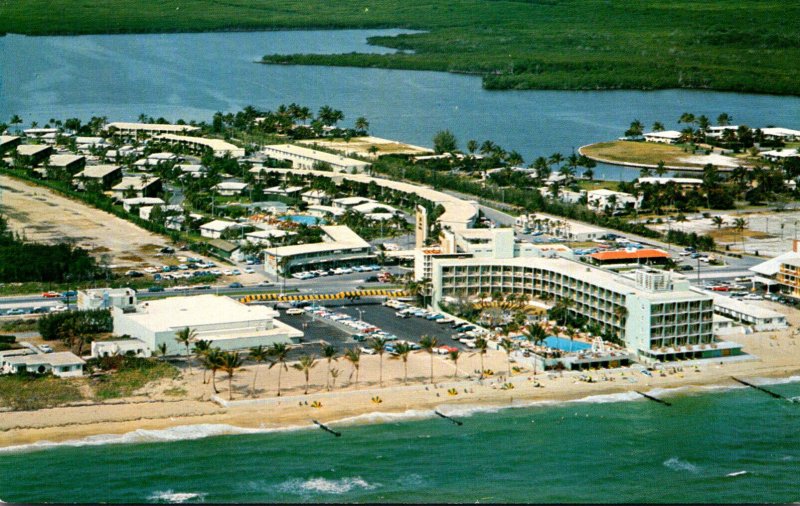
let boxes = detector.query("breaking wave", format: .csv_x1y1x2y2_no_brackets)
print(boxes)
149,490,207,503
277,477,377,495
0,423,313,454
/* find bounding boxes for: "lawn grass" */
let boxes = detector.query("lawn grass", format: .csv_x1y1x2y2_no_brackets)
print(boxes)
581,141,714,168
0,1,798,95
0,375,85,411
0,318,39,333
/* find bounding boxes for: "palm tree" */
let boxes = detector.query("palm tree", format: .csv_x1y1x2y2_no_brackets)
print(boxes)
204,348,224,394
156,342,168,358
292,354,317,395
448,350,461,379
344,347,362,388
474,337,488,379
523,324,547,375
390,342,413,384
734,217,748,250
370,337,388,387
248,345,269,396
175,327,197,374
712,215,725,229
330,368,341,389
192,339,212,384
321,344,338,391
652,121,665,132
220,351,244,401
499,338,515,378
267,342,290,397
419,335,438,384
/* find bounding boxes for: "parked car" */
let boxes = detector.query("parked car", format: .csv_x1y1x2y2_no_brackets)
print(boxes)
38,344,53,353
42,291,60,298
395,311,410,318
286,308,305,315
147,286,165,292
228,282,243,288
360,346,377,355
7,308,26,315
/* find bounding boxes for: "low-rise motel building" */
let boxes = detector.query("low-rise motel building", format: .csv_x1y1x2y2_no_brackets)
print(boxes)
263,225,374,276
430,256,737,362
111,294,303,356
153,134,245,158
105,122,200,137
262,144,371,173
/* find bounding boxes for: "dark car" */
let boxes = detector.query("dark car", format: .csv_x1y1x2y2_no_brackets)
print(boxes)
160,246,175,254
228,282,243,288
148,286,165,292
679,265,694,271
365,275,379,283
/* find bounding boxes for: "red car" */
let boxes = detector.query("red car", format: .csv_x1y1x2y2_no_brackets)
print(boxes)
41,291,61,298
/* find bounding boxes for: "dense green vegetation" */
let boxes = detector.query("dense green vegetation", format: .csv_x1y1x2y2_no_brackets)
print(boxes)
0,215,104,283
0,1,797,94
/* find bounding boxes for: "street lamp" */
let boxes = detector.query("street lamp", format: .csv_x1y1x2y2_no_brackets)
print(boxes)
356,308,364,322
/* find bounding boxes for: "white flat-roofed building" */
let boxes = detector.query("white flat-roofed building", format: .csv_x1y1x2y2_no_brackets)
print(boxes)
350,202,399,215
245,229,295,246
761,149,799,162
91,338,150,358
200,219,238,239
177,164,206,178
263,144,371,173
694,289,788,331
637,176,703,187
23,128,59,138
0,135,21,154
139,204,182,221
587,189,642,211
539,187,584,204
75,136,109,151
264,225,373,276
112,175,162,199
121,197,165,213
307,205,344,218
112,294,303,355
643,130,683,144
761,127,800,141
213,181,248,196
332,196,375,209
263,185,304,198
1,352,85,378
78,287,137,311
153,134,244,158
706,125,739,139
301,189,330,206
16,144,53,165
74,164,123,189
432,258,724,362
48,153,86,173
106,122,200,136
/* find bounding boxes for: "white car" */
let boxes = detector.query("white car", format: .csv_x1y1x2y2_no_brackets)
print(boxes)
360,346,377,355
286,308,305,315
50,305,68,313
244,268,255,274
38,344,54,353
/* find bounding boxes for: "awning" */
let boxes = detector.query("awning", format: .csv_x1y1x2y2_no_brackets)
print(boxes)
752,275,779,286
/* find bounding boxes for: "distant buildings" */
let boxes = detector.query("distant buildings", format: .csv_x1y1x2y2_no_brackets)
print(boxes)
77,287,137,311
106,122,200,137
263,225,373,276
263,144,371,173
213,181,249,196
643,130,682,144
751,240,800,301
74,164,123,190
586,189,642,211
154,133,245,158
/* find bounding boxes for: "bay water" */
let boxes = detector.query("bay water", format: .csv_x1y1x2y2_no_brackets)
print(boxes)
2,31,800,180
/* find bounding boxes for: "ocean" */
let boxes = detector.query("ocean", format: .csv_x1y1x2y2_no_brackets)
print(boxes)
1,380,799,503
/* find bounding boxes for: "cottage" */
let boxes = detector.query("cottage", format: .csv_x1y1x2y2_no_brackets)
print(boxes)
200,219,238,239
1,352,85,378
73,164,123,190
112,176,162,199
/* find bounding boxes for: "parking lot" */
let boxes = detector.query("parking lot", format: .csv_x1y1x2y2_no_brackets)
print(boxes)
277,301,474,357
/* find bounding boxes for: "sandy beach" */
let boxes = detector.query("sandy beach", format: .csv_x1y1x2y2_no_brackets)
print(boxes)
2,314,799,451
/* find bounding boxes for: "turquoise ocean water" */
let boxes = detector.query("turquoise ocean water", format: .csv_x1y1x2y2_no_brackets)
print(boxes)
1,380,799,503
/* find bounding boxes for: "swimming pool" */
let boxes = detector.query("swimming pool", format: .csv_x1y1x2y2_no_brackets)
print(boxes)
543,336,592,352
279,215,322,226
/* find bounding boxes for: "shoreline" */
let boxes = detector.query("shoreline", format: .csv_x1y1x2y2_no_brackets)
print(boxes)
2,356,798,452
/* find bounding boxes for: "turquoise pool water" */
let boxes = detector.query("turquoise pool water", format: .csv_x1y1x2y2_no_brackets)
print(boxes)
544,336,592,352
279,215,322,226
